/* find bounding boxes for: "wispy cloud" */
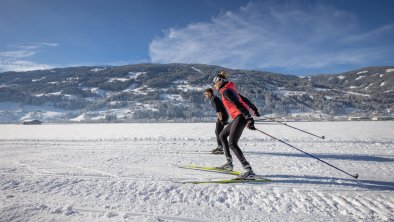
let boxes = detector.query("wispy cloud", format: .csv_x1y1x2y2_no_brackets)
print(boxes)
149,2,394,74
341,24,394,44
0,42,58,72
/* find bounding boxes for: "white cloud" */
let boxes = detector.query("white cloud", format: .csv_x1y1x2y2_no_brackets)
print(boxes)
0,50,36,58
149,2,394,73
0,60,54,72
342,23,394,44
13,42,59,50
39,42,59,47
0,43,58,72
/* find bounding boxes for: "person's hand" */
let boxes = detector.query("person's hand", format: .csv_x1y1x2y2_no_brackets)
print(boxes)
246,117,256,130
221,120,228,125
253,108,261,117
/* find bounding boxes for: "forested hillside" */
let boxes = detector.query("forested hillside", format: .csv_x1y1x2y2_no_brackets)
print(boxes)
0,64,392,123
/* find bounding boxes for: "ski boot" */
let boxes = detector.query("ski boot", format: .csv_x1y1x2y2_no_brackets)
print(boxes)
216,161,233,171
236,166,255,180
211,146,224,154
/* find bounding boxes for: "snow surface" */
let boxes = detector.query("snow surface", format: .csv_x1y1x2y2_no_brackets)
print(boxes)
32,77,46,82
173,80,210,92
160,94,185,102
356,71,368,75
191,66,204,74
90,68,106,72
277,89,308,97
128,72,146,80
332,89,370,98
107,72,146,83
108,77,130,82
386,69,394,73
0,122,393,221
0,102,70,123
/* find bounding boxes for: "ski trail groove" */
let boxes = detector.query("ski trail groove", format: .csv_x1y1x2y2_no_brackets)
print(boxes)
34,156,118,178
12,160,53,174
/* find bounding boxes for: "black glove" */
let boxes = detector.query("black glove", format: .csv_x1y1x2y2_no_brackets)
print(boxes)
246,117,256,130
254,110,261,117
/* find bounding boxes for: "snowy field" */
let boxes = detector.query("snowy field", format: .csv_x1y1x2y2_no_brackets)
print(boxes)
0,121,393,221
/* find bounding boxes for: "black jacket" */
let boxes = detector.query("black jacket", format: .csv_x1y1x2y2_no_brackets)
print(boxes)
211,95,229,121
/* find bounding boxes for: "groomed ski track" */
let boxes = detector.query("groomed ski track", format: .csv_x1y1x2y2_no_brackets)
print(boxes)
0,122,393,221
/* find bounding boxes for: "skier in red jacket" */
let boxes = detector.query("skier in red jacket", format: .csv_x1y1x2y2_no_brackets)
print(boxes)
213,70,260,179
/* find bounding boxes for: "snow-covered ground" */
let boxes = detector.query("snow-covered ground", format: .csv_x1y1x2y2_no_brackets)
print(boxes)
0,121,393,221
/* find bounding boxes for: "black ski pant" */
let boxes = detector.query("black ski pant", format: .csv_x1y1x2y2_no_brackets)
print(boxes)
215,121,225,147
219,115,251,169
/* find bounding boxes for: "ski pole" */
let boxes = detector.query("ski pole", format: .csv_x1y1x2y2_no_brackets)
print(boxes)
254,128,359,179
256,118,325,139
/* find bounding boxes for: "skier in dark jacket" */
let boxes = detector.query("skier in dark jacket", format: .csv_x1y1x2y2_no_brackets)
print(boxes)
204,88,229,154
213,70,261,179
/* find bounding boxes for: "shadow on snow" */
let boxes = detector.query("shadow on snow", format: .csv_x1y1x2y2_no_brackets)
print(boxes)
262,174,394,191
248,151,394,162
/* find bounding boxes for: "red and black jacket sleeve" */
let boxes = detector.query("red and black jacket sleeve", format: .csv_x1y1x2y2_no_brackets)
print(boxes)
222,88,252,119
239,93,258,112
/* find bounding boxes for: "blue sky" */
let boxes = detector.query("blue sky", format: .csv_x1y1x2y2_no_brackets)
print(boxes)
0,0,393,75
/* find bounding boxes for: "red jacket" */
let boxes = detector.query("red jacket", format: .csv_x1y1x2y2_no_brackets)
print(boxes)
219,82,249,119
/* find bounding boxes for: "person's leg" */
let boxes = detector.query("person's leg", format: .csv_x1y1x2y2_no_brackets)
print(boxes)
212,122,226,154
219,122,233,165
215,121,225,147
228,116,252,171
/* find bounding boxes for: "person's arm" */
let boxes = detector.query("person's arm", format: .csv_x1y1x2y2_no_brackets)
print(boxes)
239,93,261,117
212,97,223,122
216,112,223,121
239,94,256,110
223,89,256,129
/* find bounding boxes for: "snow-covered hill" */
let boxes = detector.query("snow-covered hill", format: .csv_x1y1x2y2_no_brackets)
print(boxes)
0,64,393,123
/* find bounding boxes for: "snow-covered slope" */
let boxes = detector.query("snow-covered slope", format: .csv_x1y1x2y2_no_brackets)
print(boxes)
1,122,393,221
0,64,393,123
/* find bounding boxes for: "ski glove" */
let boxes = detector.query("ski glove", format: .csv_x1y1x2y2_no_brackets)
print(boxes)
246,117,256,130
253,109,261,117
221,120,228,125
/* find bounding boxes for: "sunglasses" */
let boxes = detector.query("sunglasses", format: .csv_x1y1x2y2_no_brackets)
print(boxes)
212,76,225,82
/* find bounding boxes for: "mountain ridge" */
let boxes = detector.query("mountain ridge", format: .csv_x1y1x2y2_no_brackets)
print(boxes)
0,64,392,123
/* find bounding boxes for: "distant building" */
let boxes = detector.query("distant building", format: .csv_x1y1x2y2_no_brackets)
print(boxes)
22,120,42,125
